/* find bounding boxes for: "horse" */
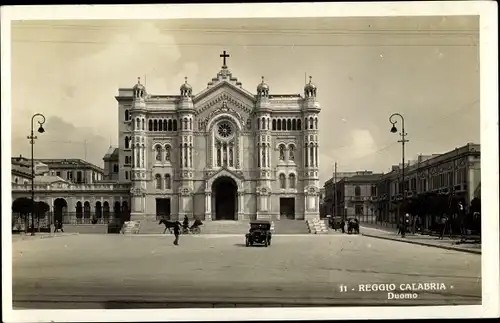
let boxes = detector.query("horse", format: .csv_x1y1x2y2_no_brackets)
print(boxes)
159,219,180,234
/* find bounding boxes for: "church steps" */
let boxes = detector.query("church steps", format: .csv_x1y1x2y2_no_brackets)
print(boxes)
129,218,311,235
306,219,329,234
273,219,310,234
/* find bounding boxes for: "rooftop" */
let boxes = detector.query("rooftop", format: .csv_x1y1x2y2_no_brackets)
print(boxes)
33,158,104,172
342,174,383,183
103,147,119,161
33,175,68,184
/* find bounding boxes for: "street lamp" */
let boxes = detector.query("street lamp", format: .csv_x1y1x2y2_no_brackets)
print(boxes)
28,113,46,236
389,113,409,229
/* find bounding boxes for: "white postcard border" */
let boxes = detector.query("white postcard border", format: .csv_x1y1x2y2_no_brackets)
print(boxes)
1,2,498,321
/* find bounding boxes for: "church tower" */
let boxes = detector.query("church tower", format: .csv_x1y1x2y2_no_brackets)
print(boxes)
177,77,195,219
302,76,321,220
130,78,148,221
255,77,273,220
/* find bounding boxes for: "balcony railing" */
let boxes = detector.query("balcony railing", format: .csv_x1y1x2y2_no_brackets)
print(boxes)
12,211,127,228
12,183,131,192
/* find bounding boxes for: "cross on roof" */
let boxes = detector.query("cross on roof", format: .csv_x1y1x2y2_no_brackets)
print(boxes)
220,50,230,67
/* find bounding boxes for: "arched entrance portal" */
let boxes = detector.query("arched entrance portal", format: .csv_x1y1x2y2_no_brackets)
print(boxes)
212,176,237,220
53,198,68,224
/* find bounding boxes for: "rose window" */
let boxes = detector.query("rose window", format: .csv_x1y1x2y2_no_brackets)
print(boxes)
217,122,233,138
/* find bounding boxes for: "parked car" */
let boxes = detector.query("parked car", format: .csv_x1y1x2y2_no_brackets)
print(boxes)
329,216,344,231
347,218,360,234
245,220,272,247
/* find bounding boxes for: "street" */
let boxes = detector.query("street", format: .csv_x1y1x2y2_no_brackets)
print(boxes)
12,234,481,308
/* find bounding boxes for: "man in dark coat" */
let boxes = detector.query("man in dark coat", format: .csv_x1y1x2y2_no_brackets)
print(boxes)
173,221,181,245
182,215,189,233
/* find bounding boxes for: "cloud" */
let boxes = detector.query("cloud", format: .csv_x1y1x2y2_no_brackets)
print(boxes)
323,129,383,179
348,129,377,159
11,116,109,165
12,22,199,167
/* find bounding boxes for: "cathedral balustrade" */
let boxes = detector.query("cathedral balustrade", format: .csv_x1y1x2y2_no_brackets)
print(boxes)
11,183,131,192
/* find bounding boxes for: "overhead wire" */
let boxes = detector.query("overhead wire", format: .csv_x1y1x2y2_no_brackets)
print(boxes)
12,24,478,47
333,99,480,167
11,39,476,47
12,23,479,35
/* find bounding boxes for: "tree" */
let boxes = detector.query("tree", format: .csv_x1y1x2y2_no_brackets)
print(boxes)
12,197,33,214
12,199,50,233
34,201,50,231
12,197,34,232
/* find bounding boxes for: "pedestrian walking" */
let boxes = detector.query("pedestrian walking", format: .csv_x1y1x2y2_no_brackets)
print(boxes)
401,214,410,238
54,220,64,233
173,221,181,246
439,214,448,240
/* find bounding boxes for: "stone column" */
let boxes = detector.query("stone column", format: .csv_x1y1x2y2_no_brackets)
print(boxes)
204,192,212,221
132,194,142,213
315,146,318,167
142,147,146,168
259,194,268,212
304,146,309,167
266,145,270,168
189,146,193,168
237,191,244,220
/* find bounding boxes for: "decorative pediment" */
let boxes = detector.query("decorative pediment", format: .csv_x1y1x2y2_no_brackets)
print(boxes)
204,167,244,192
194,85,254,116
194,79,255,105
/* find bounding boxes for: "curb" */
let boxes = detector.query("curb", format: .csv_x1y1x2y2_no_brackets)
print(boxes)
40,233,80,239
125,233,349,237
14,233,80,240
362,233,481,255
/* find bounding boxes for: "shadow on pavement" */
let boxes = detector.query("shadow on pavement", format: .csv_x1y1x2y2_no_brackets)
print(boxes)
233,244,268,248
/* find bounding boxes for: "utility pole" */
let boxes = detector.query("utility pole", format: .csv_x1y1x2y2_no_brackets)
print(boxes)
333,161,337,217
389,113,409,235
84,139,87,162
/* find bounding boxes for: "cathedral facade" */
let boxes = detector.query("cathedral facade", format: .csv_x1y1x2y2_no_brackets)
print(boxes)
115,53,321,222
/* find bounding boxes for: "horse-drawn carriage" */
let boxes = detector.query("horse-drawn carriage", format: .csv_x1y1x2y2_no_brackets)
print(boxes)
245,220,272,247
159,218,203,234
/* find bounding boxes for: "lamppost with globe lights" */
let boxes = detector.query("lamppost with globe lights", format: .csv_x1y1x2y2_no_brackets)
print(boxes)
389,113,409,232
28,113,46,236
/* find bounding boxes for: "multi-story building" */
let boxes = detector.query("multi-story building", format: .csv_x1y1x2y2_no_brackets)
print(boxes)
11,156,129,227
33,158,105,184
375,143,481,228
335,173,382,221
102,147,120,181
323,170,375,217
11,155,33,185
116,52,322,222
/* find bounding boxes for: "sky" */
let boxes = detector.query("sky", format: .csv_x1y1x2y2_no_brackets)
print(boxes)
10,16,480,184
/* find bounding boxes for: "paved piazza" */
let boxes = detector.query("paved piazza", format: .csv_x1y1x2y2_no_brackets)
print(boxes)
12,234,481,308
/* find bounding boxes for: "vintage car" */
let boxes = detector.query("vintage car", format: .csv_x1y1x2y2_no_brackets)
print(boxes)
245,220,272,247
329,216,345,231
347,218,360,234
